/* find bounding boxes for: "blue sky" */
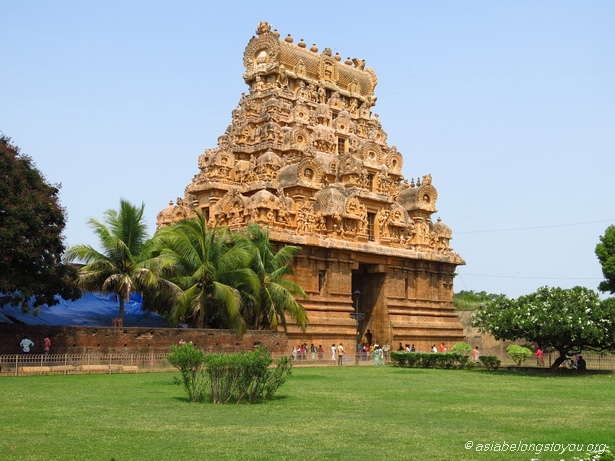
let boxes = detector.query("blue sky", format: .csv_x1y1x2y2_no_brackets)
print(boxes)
2,1,614,298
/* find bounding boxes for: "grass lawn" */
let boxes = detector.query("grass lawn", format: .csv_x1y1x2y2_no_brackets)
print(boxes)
1,366,613,461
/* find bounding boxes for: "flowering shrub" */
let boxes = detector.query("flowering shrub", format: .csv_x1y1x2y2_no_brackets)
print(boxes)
473,286,615,369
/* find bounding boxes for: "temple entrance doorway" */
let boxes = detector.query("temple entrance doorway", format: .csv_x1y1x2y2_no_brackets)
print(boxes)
351,264,386,349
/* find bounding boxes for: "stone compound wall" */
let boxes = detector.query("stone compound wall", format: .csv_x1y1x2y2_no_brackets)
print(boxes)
457,310,512,356
0,324,288,356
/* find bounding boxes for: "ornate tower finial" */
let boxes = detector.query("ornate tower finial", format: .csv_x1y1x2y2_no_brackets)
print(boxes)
256,21,271,36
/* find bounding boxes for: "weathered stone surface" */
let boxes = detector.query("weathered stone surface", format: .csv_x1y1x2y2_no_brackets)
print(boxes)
158,21,466,352
0,324,287,355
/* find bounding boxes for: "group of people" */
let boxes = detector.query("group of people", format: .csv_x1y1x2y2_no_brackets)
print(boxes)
398,342,482,362
19,336,52,356
290,341,388,366
569,353,587,370
291,343,325,361
357,342,389,362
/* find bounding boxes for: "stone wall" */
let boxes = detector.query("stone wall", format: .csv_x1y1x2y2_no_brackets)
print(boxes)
457,310,512,356
0,324,288,355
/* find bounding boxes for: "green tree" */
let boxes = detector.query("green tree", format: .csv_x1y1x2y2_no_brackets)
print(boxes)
238,223,308,332
453,290,502,310
0,134,80,310
66,199,162,323
473,286,615,369
596,225,615,294
153,214,258,334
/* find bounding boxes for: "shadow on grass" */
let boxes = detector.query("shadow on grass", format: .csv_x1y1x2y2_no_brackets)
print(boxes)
476,367,612,378
171,393,291,404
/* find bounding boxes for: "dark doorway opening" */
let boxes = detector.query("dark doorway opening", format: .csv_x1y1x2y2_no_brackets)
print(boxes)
351,263,385,349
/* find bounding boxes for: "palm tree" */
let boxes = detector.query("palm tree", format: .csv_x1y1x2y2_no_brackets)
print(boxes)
238,223,308,332
153,214,258,335
66,199,163,324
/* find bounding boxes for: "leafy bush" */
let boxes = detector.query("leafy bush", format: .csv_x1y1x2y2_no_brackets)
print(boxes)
264,356,292,401
478,355,501,371
168,343,207,402
168,345,291,404
506,344,533,366
203,346,292,404
390,352,469,369
450,342,472,354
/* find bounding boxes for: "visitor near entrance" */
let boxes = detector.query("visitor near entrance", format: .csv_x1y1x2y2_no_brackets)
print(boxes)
337,343,345,366
317,345,324,360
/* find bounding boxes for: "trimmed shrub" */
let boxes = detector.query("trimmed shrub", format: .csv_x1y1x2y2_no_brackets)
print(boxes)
506,345,533,366
390,352,469,369
478,355,501,371
450,342,472,355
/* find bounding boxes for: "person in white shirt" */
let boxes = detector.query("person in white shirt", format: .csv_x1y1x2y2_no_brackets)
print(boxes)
337,343,345,366
20,336,34,353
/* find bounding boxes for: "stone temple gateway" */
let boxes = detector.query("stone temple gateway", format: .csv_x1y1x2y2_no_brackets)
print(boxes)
157,21,465,351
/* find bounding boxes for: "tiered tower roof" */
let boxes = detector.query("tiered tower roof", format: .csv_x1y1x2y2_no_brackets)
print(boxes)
158,21,463,265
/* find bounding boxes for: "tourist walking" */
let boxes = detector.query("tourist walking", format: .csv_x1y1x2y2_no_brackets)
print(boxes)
331,344,336,362
20,336,34,353
536,348,545,366
471,346,480,362
373,344,383,366
44,337,52,360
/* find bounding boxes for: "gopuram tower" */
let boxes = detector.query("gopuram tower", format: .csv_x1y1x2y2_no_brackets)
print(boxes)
158,21,465,350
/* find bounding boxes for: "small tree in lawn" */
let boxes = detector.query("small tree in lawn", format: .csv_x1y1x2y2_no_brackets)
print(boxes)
506,345,532,366
473,286,615,369
450,342,471,355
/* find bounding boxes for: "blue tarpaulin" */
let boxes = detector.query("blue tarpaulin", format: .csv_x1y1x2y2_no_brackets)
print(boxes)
0,292,167,327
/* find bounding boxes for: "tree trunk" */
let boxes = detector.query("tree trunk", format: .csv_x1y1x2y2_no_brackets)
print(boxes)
119,297,125,324
198,298,206,329
551,352,567,370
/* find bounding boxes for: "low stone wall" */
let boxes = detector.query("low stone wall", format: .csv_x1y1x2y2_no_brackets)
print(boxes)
0,324,288,355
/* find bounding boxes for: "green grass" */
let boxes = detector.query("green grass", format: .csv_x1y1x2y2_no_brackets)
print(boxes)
1,367,613,461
